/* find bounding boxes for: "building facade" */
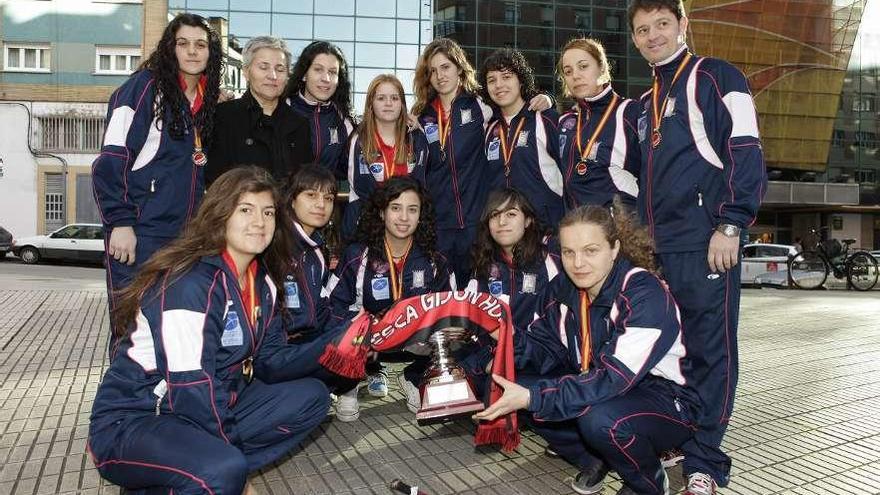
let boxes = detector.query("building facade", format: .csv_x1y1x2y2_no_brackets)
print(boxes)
0,0,145,238
169,0,434,111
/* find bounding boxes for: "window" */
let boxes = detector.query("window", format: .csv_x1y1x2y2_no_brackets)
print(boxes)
832,129,845,147
856,169,876,183
95,46,141,75
4,43,51,72
855,130,877,148
37,115,105,153
852,96,874,112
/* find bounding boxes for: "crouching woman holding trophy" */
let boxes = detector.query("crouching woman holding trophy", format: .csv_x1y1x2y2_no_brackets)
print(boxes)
474,203,702,495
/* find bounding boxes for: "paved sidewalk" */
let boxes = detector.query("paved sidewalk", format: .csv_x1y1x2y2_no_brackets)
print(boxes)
0,288,878,494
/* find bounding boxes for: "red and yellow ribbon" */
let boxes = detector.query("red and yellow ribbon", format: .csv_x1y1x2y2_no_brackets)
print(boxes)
579,290,592,372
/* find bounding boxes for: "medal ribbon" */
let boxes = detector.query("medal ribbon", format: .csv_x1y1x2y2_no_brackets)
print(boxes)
575,92,619,165
432,99,453,151
497,116,528,173
384,237,412,301
579,290,592,372
651,53,692,137
375,133,399,181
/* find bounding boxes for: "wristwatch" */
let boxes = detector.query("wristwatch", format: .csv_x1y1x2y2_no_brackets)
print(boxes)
715,223,741,238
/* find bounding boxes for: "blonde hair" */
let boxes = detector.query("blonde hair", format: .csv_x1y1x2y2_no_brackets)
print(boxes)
557,38,612,98
359,74,410,166
412,38,480,115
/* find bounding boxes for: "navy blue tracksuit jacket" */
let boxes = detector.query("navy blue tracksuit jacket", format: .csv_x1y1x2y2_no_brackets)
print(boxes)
281,222,331,341
558,85,640,210
484,108,565,229
289,92,355,178
89,255,333,493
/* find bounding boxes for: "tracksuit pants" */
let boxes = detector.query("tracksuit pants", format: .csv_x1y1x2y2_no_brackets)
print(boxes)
89,378,329,494
657,250,741,486
520,375,695,494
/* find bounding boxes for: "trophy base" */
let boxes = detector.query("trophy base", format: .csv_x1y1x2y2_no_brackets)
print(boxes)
416,377,485,424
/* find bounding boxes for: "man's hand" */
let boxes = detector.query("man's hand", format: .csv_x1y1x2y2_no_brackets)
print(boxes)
108,226,137,266
708,230,740,273
472,374,530,422
527,94,553,112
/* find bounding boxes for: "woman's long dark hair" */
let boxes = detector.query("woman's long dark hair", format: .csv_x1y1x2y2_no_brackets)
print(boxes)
287,41,353,120
478,48,538,112
354,177,439,266
139,13,223,149
472,188,545,279
112,166,292,336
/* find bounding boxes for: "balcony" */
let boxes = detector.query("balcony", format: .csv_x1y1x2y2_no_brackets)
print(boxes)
763,181,860,205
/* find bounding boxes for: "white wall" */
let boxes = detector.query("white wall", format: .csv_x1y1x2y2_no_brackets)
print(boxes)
830,213,865,248
0,103,39,238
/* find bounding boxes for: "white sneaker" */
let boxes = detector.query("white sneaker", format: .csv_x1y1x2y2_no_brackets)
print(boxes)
396,373,421,413
335,385,360,422
366,371,388,397
685,472,717,495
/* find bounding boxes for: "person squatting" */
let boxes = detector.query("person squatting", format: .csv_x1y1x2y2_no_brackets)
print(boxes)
90,1,766,493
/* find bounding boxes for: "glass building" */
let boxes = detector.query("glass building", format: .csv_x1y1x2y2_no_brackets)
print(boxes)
168,0,434,112
434,0,651,100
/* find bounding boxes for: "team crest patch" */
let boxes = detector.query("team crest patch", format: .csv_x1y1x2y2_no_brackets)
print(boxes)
559,135,567,157
487,137,501,161
664,98,676,117
522,273,537,294
221,310,244,347
284,280,300,309
329,126,339,145
587,141,600,161
359,154,369,174
637,116,648,142
516,130,529,147
424,122,439,143
369,162,384,180
489,280,503,296
562,116,576,132
460,108,472,125
371,277,390,300
412,270,425,289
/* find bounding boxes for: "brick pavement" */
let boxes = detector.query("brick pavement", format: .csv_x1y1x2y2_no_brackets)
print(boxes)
0,288,878,495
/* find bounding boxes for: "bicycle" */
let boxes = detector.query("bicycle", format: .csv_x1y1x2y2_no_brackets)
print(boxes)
788,227,879,291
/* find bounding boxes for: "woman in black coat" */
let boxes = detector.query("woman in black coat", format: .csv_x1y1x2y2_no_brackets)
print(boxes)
207,36,313,185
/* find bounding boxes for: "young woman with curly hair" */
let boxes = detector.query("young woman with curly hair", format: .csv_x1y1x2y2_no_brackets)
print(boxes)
479,48,564,229
474,200,700,495
556,37,640,211
92,13,224,349
287,41,356,178
325,176,456,419
467,188,561,334
342,74,431,239
89,167,338,494
411,38,553,282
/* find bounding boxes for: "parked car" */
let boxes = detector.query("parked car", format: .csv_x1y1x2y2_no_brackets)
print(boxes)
0,226,12,259
12,223,105,265
741,243,798,287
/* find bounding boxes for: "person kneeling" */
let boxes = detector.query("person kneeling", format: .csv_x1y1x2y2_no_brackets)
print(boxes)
475,203,700,495
88,167,337,494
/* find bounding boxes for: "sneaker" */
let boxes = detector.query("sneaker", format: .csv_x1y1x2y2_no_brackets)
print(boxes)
570,462,609,495
685,472,717,495
396,373,421,413
335,385,360,422
660,448,685,469
617,469,669,495
367,371,389,397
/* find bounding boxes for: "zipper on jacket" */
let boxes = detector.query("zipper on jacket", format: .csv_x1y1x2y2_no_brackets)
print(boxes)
698,192,703,207
152,379,167,416
150,179,156,193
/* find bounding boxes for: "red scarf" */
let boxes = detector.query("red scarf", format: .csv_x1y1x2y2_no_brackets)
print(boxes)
319,291,520,451
179,73,208,115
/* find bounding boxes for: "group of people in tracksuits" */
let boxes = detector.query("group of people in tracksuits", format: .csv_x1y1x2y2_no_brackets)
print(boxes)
88,0,767,493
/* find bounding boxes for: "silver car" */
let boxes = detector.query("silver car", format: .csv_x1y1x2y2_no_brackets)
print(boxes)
741,243,798,287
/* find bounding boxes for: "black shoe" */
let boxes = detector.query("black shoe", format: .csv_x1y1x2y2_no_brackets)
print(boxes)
544,446,561,458
570,462,609,495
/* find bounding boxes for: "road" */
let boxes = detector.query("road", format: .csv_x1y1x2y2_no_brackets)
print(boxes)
0,255,105,291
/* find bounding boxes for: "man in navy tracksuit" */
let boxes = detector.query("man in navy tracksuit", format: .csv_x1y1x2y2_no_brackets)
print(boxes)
92,14,222,355
628,1,767,493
